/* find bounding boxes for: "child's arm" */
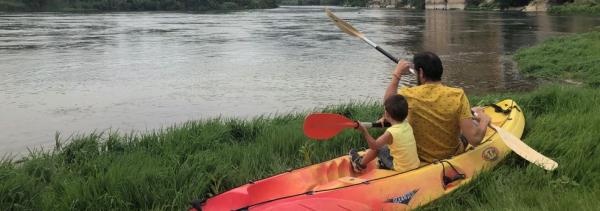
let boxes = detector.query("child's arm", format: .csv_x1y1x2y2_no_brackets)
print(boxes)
356,124,393,150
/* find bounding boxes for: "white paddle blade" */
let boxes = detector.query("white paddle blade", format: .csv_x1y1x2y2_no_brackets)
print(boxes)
325,9,364,38
491,125,559,171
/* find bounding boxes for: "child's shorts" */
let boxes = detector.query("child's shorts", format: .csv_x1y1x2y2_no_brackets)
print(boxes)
377,146,394,170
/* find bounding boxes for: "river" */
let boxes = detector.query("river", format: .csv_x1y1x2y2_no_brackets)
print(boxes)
1,6,599,156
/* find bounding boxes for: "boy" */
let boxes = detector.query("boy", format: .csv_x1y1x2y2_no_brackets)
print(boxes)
349,95,420,173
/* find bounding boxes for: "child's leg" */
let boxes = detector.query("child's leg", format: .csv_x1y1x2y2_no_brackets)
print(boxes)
360,149,378,167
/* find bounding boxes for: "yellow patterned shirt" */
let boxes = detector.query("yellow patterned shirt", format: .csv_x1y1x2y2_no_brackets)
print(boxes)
386,121,420,172
399,83,472,163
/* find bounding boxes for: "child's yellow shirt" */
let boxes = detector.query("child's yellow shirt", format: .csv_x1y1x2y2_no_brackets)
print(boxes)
386,122,420,172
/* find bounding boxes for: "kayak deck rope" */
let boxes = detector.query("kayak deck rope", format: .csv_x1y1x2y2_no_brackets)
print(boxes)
440,160,466,189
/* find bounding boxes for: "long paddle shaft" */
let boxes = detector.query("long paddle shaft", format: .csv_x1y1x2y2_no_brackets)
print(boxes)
303,113,390,140
325,9,415,74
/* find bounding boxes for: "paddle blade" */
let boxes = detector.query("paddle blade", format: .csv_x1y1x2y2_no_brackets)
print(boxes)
325,9,364,38
303,113,358,140
492,125,559,171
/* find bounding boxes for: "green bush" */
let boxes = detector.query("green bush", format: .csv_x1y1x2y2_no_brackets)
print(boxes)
549,3,600,15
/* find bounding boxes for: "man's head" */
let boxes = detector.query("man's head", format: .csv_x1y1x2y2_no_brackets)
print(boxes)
384,95,409,123
413,52,443,84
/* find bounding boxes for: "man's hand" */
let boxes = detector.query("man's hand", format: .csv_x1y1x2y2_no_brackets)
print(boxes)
460,107,492,147
393,60,412,79
472,107,491,126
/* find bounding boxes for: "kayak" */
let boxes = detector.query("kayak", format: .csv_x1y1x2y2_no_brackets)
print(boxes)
193,99,525,211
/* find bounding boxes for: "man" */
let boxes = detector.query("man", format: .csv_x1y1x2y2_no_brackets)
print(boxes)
384,52,491,163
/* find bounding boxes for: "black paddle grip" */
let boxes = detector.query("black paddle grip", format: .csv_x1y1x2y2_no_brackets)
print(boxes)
371,121,391,128
375,46,399,63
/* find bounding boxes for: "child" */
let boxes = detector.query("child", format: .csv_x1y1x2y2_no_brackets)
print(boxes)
349,95,420,173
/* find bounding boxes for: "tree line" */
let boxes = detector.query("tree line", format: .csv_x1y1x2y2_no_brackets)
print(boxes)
0,0,278,11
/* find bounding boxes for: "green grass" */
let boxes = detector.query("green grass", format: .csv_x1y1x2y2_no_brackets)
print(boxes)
2,31,600,210
0,103,386,210
514,31,600,87
549,3,600,16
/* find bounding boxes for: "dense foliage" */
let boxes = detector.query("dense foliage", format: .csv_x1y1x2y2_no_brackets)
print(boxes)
280,0,367,6
0,0,278,11
548,0,600,15
465,0,531,10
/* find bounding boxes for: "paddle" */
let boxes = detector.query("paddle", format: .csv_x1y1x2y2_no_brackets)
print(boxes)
490,124,558,170
471,110,559,171
303,113,390,140
326,9,558,171
325,9,415,74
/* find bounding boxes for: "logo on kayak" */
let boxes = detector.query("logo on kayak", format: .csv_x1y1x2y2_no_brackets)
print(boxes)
386,189,418,205
482,147,499,161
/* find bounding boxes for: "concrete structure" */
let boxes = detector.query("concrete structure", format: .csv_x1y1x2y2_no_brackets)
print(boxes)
524,0,549,12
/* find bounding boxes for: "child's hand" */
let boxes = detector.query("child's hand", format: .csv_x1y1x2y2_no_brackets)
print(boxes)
356,124,368,134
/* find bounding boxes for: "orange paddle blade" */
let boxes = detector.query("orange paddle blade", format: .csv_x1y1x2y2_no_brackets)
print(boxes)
303,113,358,140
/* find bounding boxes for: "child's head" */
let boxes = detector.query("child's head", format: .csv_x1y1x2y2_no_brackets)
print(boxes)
384,95,408,122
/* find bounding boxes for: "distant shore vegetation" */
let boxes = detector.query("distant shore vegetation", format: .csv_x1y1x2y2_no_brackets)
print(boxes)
0,0,278,12
548,0,600,15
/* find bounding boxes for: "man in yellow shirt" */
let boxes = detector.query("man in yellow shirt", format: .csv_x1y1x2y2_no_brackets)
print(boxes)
384,52,491,163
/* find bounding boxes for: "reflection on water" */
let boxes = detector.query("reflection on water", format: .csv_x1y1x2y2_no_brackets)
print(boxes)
1,7,599,155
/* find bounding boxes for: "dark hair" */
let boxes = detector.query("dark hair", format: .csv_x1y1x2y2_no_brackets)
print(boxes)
384,95,408,122
413,51,443,81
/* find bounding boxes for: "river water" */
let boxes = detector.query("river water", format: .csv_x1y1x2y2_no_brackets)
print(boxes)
1,6,599,155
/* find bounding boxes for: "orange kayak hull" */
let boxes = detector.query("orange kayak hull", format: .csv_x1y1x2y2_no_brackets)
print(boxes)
199,99,525,211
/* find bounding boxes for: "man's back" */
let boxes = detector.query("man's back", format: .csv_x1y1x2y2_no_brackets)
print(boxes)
399,83,472,163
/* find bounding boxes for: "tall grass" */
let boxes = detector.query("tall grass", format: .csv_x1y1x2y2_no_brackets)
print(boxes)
514,31,600,87
0,102,387,210
2,85,599,210
548,2,600,16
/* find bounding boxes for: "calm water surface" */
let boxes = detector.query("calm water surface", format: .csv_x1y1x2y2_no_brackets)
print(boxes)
1,7,599,155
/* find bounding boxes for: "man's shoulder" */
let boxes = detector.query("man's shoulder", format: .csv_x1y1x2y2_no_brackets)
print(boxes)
400,84,466,96
439,84,466,94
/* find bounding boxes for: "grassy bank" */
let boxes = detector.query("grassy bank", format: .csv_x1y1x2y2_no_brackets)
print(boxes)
514,31,600,87
2,33,600,210
0,0,277,12
549,1,600,16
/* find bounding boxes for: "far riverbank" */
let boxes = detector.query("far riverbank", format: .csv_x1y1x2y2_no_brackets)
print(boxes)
0,0,277,12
